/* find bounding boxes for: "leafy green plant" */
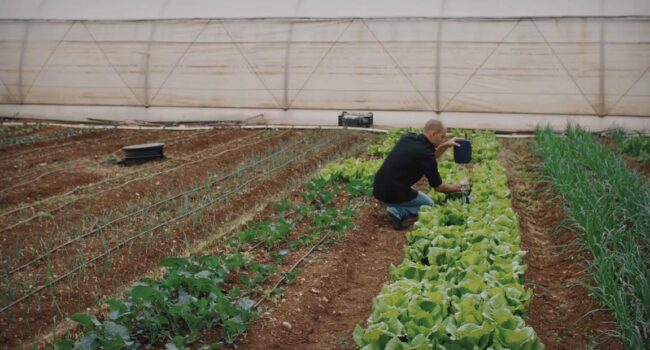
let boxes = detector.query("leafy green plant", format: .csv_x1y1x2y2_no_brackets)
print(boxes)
353,130,543,350
270,199,293,213
54,254,274,349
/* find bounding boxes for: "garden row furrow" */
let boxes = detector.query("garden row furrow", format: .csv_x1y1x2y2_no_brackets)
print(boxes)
0,129,256,218
0,130,303,275
0,130,347,313
0,133,113,176
0,131,116,167
0,128,211,185
0,142,308,314
0,129,273,233
0,132,318,279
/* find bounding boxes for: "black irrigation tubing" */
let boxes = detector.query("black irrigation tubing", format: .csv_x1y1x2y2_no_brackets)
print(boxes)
0,130,274,231
0,159,87,191
0,127,208,180
254,232,332,309
0,159,94,194
0,133,115,162
0,132,323,279
0,128,209,182
0,159,100,188
0,130,265,220
0,129,270,222
0,169,66,195
0,131,290,271
0,132,339,314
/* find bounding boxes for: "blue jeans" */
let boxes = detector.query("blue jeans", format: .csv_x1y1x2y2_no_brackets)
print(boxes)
385,190,434,221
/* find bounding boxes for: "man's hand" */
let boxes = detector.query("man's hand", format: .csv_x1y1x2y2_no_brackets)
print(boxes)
435,137,464,159
440,137,463,149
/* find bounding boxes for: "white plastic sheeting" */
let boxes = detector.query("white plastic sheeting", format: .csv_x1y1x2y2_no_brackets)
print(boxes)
1,17,648,118
1,0,650,20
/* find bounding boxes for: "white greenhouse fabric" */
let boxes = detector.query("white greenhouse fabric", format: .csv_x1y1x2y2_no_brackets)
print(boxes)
1,17,648,117
1,0,650,20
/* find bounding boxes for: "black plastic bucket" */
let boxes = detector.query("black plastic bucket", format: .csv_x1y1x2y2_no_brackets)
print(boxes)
453,140,472,164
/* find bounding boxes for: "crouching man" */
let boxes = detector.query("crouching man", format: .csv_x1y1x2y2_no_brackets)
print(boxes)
372,119,464,230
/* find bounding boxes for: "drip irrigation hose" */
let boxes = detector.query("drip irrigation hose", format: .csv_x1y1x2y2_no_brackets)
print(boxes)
254,232,332,308
0,133,115,162
0,169,64,194
0,128,212,184
0,131,325,279
0,131,341,314
0,130,275,231
0,130,265,220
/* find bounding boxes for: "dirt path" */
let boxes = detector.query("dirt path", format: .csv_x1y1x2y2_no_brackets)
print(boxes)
500,138,622,350
234,200,405,350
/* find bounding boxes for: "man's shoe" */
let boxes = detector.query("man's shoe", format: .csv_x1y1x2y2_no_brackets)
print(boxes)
387,210,405,230
402,216,418,228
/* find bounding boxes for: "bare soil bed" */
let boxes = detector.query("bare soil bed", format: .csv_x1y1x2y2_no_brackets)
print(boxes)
232,200,405,350
500,138,622,350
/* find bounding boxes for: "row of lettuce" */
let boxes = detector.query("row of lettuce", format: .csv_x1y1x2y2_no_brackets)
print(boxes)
536,126,648,349
322,129,544,349
53,152,363,349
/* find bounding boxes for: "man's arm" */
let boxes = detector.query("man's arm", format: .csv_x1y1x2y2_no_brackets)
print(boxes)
434,137,462,159
434,182,461,193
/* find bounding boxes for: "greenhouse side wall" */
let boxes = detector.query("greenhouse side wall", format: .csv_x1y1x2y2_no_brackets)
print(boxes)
0,17,648,129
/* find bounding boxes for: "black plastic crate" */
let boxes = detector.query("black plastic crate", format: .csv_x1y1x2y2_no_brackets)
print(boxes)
122,142,164,166
338,111,373,128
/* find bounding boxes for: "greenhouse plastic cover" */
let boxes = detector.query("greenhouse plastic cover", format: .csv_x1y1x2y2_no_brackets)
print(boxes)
0,0,648,123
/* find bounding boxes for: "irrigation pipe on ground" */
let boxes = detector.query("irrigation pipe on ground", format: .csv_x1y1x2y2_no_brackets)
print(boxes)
0,133,342,313
0,130,264,219
254,232,332,308
0,130,278,232
0,134,317,278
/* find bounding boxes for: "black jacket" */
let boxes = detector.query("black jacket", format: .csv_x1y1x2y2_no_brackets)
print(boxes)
373,133,442,204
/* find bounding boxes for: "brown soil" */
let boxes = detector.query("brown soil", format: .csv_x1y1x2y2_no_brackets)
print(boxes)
0,129,374,349
0,126,110,157
0,128,217,190
0,128,271,262
233,201,405,350
0,168,103,208
500,138,623,350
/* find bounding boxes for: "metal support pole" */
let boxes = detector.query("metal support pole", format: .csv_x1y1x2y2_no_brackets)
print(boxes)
599,18,606,117
283,22,294,110
435,18,443,113
19,22,31,104
145,20,157,108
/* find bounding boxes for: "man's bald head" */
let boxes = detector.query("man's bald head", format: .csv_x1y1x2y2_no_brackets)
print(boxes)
424,119,444,134
423,119,447,146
